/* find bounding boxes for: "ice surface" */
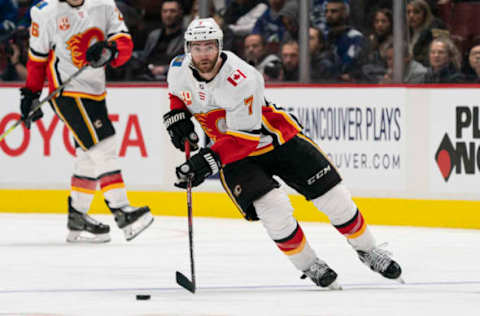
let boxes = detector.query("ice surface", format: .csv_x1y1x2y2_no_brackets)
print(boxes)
0,213,479,316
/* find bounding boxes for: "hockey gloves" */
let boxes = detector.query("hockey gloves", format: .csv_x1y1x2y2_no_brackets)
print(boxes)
163,109,199,152
20,87,42,129
86,41,118,68
175,148,221,188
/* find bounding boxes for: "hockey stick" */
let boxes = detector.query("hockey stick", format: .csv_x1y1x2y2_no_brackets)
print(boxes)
0,65,89,143
176,140,196,293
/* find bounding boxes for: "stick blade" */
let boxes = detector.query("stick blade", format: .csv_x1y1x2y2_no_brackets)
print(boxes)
176,271,196,293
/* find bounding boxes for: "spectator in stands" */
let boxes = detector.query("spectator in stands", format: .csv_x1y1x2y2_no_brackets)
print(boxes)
423,36,464,83
367,8,393,65
360,8,393,82
380,42,427,84
243,33,281,77
1,27,28,81
0,0,17,34
309,26,339,82
310,0,349,33
462,41,480,83
133,0,184,81
407,0,448,67
252,0,291,54
279,0,298,41
280,40,299,81
224,0,268,37
349,0,393,34
325,0,368,82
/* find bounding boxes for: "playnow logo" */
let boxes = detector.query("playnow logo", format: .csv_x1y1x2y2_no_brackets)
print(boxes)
435,106,480,182
0,113,147,157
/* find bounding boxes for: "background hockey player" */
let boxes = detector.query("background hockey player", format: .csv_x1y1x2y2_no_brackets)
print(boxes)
19,0,153,243
163,18,403,288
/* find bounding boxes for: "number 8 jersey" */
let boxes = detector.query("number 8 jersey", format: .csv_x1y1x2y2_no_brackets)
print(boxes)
25,0,132,99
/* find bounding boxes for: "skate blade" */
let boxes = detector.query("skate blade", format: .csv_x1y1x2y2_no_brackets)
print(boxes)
328,280,343,291
66,231,111,243
123,212,154,241
395,277,406,284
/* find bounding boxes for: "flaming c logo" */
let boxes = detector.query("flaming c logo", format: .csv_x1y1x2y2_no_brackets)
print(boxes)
194,109,227,142
66,27,104,68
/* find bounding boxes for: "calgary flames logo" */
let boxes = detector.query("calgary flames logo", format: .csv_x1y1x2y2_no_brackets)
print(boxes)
194,109,227,142
66,27,104,68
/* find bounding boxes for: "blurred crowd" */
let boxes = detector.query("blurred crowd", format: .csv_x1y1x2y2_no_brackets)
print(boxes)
2,0,480,83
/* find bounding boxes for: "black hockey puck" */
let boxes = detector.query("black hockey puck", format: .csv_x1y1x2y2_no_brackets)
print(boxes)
136,294,151,300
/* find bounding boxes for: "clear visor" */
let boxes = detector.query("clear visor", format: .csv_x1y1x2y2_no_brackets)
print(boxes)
186,40,219,55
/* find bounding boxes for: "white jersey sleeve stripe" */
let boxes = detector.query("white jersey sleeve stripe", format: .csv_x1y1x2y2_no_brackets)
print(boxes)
28,50,48,62
107,32,131,41
29,47,49,58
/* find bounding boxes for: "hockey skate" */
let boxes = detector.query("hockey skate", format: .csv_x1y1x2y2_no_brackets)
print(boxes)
301,258,342,290
66,198,111,243
107,202,154,241
357,243,403,282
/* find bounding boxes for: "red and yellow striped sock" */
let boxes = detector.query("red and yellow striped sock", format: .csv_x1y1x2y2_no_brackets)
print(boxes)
274,222,317,271
334,209,375,250
70,175,97,213
99,170,129,208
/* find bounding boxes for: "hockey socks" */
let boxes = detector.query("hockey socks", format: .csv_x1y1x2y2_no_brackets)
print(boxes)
70,175,97,213
99,170,129,208
334,209,376,251
273,222,318,272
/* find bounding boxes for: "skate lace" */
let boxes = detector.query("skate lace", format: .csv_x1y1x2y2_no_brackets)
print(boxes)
302,259,328,281
364,243,393,273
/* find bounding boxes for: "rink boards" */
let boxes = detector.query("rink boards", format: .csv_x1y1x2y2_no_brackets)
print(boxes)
0,84,479,229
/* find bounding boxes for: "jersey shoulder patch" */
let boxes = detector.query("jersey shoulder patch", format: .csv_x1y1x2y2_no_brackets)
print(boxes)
35,1,48,9
171,55,185,67
32,0,56,18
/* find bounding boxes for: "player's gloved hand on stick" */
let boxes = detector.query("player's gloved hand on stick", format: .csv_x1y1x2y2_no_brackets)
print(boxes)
163,109,199,152
19,87,42,129
175,148,221,188
86,41,118,68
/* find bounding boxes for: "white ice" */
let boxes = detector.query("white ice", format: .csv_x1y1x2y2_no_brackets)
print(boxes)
0,213,479,316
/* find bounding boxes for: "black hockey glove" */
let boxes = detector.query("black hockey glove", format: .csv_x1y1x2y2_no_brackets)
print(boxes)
163,109,199,152
19,87,42,129
86,41,118,68
175,148,221,188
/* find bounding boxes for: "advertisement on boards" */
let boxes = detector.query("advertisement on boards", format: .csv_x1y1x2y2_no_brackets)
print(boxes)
0,88,169,189
266,88,406,191
430,89,480,193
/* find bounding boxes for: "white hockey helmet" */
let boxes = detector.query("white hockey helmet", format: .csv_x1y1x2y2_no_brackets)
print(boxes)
184,18,223,56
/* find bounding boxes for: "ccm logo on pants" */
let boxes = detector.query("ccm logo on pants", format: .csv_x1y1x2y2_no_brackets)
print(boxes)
307,165,331,185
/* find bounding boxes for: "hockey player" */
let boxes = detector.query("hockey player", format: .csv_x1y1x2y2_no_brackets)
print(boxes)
163,18,403,288
19,0,153,243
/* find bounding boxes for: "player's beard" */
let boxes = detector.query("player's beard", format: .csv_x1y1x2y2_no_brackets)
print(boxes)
64,0,85,7
193,56,217,74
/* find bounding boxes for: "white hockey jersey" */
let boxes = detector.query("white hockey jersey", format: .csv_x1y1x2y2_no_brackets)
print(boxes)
167,51,302,165
26,0,131,98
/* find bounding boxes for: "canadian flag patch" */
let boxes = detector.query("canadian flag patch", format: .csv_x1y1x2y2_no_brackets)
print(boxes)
227,69,247,87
